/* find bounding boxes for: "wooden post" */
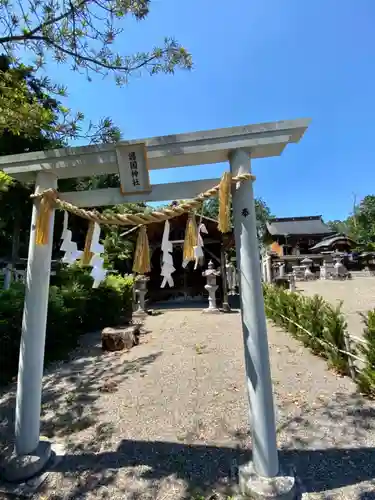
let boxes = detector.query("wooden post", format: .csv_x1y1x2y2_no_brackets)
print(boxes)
220,244,231,312
183,267,188,301
343,330,356,380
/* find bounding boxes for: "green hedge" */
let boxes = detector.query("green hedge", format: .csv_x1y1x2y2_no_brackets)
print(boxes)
0,266,134,385
263,284,375,398
357,310,375,398
262,284,350,375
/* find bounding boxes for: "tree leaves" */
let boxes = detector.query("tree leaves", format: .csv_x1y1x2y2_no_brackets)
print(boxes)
327,195,375,250
202,194,273,244
0,55,121,141
0,170,12,191
0,0,192,85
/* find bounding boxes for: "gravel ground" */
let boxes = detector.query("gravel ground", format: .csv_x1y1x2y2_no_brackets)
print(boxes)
1,309,375,499
297,277,375,337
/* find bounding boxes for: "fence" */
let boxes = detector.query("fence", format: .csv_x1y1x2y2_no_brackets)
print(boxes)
0,268,58,290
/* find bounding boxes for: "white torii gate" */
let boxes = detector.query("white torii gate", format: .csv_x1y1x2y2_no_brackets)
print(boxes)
1,119,310,498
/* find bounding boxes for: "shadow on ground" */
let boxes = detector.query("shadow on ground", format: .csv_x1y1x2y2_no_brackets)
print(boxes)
0,329,160,458
1,325,375,498
44,440,375,499
35,390,375,499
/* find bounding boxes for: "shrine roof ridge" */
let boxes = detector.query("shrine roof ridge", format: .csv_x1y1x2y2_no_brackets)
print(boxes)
271,215,324,222
266,215,333,236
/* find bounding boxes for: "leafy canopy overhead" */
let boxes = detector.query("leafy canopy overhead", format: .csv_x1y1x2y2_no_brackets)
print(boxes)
203,194,273,242
0,0,191,136
0,54,120,141
327,195,375,251
0,0,192,83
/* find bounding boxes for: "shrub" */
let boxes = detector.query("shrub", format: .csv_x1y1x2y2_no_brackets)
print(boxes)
322,302,349,375
0,283,25,384
0,266,134,385
298,295,326,355
356,310,375,398
263,284,349,375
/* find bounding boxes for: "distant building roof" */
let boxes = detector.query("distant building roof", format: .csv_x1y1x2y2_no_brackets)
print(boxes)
309,234,357,251
266,216,333,237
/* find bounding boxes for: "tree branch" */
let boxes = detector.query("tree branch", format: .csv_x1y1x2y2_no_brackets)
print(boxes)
0,0,90,45
15,34,171,73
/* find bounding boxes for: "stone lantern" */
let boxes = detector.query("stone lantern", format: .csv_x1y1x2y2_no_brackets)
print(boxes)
202,260,221,313
301,257,314,280
333,257,348,279
133,275,149,317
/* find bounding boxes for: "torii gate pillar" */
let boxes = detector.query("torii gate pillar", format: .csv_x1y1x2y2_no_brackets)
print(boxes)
3,171,57,482
230,150,296,499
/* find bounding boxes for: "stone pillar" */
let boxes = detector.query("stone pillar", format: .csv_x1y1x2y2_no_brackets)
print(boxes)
3,264,12,290
320,261,328,280
230,150,295,499
4,172,58,483
289,274,296,292
279,263,286,278
133,275,148,317
261,257,267,282
226,258,238,295
266,254,272,283
202,261,220,313
220,248,231,312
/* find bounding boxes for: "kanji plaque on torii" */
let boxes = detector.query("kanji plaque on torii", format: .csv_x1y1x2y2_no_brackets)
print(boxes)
116,142,151,195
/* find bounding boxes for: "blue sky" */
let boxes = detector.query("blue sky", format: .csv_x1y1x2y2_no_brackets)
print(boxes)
47,0,374,222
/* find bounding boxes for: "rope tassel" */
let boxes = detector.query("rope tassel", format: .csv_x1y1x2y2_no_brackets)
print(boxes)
35,196,53,245
218,172,232,233
183,215,198,267
133,226,151,274
81,221,95,266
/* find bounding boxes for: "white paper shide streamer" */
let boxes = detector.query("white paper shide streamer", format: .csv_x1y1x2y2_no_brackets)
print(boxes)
60,215,107,289
60,211,83,264
160,220,175,288
194,223,208,269
89,223,107,288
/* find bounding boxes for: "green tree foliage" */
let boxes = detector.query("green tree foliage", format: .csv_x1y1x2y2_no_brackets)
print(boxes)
0,54,124,261
355,195,375,249
0,0,191,134
0,170,12,191
0,54,121,139
203,194,273,242
0,57,64,260
0,269,133,384
327,195,375,250
0,54,62,137
326,219,352,236
103,202,152,273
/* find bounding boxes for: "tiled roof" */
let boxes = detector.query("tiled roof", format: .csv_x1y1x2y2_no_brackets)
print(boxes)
266,216,333,236
309,234,357,250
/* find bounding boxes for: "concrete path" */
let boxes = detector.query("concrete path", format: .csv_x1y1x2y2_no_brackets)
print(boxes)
0,309,374,499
